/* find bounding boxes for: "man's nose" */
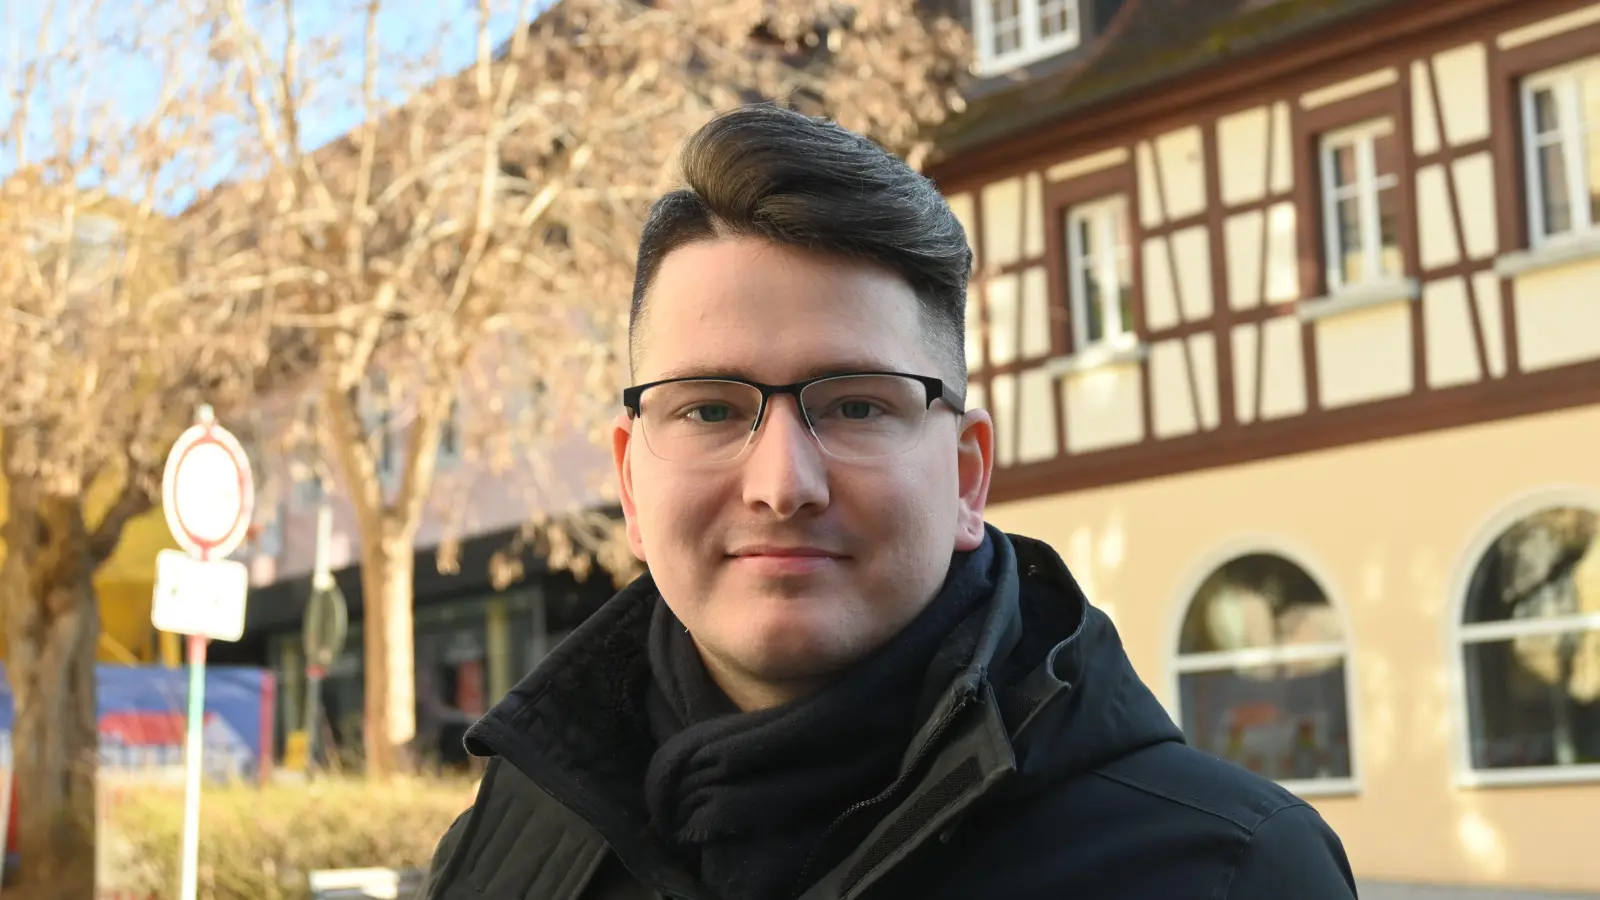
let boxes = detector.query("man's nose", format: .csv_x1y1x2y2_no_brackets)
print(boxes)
741,395,829,519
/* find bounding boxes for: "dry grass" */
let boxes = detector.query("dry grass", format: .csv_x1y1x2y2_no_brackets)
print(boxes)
103,774,476,899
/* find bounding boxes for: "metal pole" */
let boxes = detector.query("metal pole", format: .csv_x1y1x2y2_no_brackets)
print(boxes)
172,402,234,900
303,669,325,774
0,733,12,899
177,407,217,900
305,500,334,775
179,630,208,900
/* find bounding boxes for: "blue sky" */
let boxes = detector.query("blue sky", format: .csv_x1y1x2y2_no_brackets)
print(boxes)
1,1,530,210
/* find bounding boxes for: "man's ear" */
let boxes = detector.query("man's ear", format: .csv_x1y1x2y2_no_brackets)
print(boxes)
953,408,994,552
611,412,646,562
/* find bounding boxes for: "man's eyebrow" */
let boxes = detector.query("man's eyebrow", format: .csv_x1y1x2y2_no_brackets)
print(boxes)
650,361,905,383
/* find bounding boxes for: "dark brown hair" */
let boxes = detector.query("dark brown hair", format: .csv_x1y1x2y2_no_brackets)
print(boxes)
629,104,972,387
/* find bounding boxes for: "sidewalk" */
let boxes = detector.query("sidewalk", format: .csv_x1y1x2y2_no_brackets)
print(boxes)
1361,883,1600,899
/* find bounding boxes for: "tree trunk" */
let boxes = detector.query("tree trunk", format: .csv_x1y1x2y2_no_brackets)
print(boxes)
1,482,100,899
360,531,416,778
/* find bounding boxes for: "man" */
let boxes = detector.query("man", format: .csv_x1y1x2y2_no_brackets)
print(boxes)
419,105,1358,900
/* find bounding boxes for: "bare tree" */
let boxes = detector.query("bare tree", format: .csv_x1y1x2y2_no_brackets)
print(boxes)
191,0,971,777
0,1,297,891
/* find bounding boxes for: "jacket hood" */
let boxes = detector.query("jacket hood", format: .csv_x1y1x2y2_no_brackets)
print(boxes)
996,533,1185,791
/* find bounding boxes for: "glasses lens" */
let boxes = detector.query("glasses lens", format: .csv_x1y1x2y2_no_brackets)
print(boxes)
636,380,763,462
801,374,929,460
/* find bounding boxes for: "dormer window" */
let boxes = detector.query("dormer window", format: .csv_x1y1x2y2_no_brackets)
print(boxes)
974,0,1081,76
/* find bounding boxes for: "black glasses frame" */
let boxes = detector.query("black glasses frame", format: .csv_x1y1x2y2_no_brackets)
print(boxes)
621,371,965,434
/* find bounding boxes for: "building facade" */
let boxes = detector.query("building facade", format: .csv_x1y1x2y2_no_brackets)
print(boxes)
225,358,621,770
930,0,1600,894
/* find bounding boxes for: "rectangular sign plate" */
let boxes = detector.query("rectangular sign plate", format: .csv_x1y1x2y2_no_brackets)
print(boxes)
151,549,250,642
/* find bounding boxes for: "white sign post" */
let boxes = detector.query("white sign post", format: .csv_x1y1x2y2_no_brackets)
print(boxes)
154,405,254,900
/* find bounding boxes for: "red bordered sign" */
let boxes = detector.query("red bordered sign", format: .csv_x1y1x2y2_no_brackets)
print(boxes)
161,410,255,560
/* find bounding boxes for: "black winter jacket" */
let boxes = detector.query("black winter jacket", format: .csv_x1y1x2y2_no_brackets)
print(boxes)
419,531,1358,900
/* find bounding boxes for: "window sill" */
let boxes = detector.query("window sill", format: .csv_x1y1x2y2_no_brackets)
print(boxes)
1494,232,1600,278
1043,338,1148,377
1457,763,1600,790
1297,278,1420,322
1278,777,1361,800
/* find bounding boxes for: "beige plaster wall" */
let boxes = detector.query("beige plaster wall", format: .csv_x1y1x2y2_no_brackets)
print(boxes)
985,402,1600,893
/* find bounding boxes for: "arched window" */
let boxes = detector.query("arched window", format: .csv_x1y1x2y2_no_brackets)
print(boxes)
1459,506,1600,778
1175,552,1355,789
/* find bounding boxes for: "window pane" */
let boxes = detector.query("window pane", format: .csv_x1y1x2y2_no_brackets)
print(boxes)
1110,202,1133,339
1463,507,1598,625
1589,137,1600,230
1179,659,1353,781
1329,143,1358,189
1335,196,1365,286
1039,0,1072,37
1464,633,1600,769
1539,142,1575,236
1071,215,1104,344
1372,129,1401,281
1068,199,1133,347
1075,213,1096,266
1082,264,1105,344
993,0,1022,55
1116,277,1135,340
1372,126,1399,181
414,604,493,771
1377,182,1402,279
1532,87,1563,136
1179,554,1343,654
316,629,366,767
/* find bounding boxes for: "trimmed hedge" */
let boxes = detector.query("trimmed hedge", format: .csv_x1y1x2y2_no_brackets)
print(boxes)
104,775,475,899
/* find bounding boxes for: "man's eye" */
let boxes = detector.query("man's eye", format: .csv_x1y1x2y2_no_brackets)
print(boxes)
837,400,880,420
687,404,734,424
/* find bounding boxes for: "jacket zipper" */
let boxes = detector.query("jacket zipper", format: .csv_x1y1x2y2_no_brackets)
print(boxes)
787,690,976,899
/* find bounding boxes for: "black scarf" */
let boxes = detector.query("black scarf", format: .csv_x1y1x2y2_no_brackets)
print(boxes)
643,536,997,900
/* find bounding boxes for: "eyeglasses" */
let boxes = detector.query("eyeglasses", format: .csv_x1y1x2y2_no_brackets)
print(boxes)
622,372,964,463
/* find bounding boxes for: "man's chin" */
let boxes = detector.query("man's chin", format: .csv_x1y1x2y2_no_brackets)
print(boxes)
714,604,866,683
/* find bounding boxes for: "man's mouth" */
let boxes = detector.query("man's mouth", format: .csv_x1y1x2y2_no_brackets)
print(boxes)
727,544,847,575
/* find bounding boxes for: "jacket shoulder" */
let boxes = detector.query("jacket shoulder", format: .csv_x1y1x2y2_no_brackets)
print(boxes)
1094,743,1357,898
1224,802,1357,899
918,743,1355,900
1095,740,1309,832
417,758,612,900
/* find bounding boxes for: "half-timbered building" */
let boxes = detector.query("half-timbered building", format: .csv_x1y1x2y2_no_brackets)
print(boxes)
930,0,1600,894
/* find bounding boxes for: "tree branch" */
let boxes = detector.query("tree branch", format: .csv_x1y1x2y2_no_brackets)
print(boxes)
87,474,155,566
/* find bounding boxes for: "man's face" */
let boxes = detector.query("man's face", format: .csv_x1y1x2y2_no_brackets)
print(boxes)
614,236,993,708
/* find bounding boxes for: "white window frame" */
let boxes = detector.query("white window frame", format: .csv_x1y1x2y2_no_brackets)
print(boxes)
1448,489,1600,789
1522,56,1600,247
972,0,1081,76
1165,537,1363,799
1318,118,1402,294
1064,194,1135,353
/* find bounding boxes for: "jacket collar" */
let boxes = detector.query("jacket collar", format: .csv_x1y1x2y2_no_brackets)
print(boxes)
463,528,1175,900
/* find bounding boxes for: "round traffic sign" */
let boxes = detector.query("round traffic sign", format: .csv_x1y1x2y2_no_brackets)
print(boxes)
303,581,349,671
162,407,255,560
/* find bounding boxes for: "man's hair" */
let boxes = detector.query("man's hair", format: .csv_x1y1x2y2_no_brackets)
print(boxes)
629,104,972,390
